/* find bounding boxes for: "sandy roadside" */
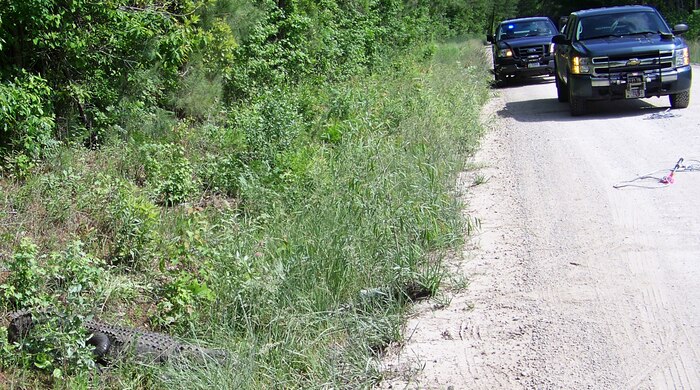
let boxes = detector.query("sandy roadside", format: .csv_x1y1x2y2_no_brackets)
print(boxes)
380,65,700,389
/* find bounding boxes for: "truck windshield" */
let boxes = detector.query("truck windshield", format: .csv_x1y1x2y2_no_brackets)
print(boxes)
576,11,671,40
497,20,556,40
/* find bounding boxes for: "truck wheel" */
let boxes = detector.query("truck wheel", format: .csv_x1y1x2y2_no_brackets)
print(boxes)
494,72,506,88
568,81,586,116
556,74,568,102
669,91,690,109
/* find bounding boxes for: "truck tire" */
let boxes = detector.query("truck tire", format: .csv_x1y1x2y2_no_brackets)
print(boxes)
494,72,506,88
568,81,586,116
669,91,690,109
556,74,568,102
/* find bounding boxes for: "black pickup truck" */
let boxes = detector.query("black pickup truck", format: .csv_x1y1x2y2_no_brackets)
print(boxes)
552,6,692,116
487,17,558,85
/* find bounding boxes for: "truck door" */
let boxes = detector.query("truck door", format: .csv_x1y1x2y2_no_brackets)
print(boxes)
555,16,576,84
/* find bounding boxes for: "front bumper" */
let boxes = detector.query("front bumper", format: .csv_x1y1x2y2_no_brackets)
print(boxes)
569,65,692,100
495,56,555,77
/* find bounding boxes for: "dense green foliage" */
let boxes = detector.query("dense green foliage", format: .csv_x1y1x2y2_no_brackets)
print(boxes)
0,0,497,166
0,0,493,387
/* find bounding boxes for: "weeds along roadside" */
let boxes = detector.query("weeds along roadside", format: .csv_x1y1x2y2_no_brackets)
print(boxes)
690,39,700,64
0,39,490,388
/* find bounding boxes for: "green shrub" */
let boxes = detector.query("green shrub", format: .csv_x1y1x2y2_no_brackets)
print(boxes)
193,123,247,196
46,241,105,307
0,240,105,377
1,239,105,310
0,239,44,308
86,175,160,270
0,0,204,150
140,143,198,206
152,272,215,330
275,144,323,194
0,72,58,176
198,154,244,196
118,104,180,144
231,89,306,164
37,167,83,225
167,60,224,120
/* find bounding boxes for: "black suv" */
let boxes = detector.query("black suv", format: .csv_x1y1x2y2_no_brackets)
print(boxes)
487,17,558,84
552,6,692,116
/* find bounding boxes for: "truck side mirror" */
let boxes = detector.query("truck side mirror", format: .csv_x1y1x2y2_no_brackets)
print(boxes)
486,34,494,43
551,34,569,45
672,24,689,35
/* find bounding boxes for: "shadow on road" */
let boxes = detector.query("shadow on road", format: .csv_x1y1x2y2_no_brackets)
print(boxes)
497,94,673,123
491,75,554,90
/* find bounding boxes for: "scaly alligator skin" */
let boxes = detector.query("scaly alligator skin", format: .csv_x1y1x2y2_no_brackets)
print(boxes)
7,309,227,363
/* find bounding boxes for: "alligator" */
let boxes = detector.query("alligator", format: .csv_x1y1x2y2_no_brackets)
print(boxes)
7,309,228,364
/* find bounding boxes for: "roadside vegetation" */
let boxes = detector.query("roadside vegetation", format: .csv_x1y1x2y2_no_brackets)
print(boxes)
2,0,697,387
686,11,700,63
0,0,492,387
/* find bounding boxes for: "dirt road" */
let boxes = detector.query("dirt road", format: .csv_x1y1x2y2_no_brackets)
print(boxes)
381,66,700,389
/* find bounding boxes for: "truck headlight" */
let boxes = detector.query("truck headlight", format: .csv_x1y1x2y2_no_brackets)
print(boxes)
549,43,555,54
498,49,513,58
675,47,689,67
572,56,591,74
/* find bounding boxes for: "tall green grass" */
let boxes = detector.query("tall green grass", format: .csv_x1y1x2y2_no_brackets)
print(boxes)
0,39,490,388
169,38,489,390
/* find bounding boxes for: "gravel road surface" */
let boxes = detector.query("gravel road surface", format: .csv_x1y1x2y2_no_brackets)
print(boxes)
381,65,700,389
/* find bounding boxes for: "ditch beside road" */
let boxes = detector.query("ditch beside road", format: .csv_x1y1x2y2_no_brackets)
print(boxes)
382,65,700,389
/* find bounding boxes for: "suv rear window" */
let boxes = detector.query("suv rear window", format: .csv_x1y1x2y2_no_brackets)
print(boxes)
497,20,556,40
576,11,670,40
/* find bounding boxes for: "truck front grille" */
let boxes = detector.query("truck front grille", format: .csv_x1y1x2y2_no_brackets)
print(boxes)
591,51,674,75
516,45,546,58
